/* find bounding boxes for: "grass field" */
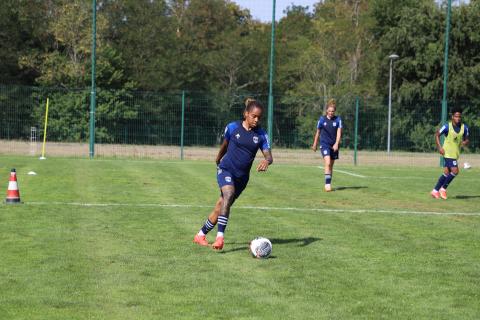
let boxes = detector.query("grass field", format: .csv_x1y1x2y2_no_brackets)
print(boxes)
1,156,479,319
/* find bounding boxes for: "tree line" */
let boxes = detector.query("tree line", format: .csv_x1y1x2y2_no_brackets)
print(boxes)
0,0,478,151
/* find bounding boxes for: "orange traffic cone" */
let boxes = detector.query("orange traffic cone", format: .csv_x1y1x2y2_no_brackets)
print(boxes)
6,168,21,204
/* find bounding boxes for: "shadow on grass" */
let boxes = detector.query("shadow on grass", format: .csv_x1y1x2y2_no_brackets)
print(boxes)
334,186,368,191
454,195,480,199
270,237,321,246
221,237,322,254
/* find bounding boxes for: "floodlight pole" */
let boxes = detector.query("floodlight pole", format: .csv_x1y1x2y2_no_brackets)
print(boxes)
267,0,276,145
387,54,399,153
440,0,452,166
89,0,97,159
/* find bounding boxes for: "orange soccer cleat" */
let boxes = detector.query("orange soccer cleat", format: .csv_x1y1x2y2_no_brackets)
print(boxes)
431,190,440,199
439,188,447,200
193,234,209,246
212,236,224,250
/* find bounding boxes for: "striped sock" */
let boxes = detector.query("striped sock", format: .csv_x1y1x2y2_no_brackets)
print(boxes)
198,219,215,236
442,173,456,189
217,215,228,237
434,174,448,191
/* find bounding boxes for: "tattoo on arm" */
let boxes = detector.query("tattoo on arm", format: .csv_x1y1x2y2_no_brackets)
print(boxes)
263,149,273,164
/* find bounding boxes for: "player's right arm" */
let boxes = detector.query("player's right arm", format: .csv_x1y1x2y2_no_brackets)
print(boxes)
312,129,320,152
311,117,322,152
216,139,228,165
216,124,232,165
435,124,447,156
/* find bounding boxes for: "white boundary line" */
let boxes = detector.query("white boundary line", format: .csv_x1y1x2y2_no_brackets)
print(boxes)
24,201,480,216
318,166,367,178
316,167,478,181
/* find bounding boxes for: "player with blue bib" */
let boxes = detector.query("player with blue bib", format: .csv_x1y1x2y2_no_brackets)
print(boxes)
194,99,273,250
311,99,343,192
431,107,470,200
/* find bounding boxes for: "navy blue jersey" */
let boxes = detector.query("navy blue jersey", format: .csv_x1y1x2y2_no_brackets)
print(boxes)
317,115,343,146
219,121,270,177
439,122,469,140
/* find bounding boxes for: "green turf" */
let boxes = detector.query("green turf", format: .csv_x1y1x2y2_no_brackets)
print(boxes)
0,156,479,319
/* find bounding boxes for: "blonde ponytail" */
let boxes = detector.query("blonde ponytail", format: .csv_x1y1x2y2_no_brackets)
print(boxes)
327,98,336,108
324,98,336,115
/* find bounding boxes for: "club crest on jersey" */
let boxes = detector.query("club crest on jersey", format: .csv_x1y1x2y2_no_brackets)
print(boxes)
253,136,259,144
225,176,232,183
235,133,240,139
333,122,337,127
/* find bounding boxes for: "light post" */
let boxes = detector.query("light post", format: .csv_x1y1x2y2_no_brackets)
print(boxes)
387,53,399,153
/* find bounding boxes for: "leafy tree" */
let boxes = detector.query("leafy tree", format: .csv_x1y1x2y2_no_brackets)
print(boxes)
374,1,444,103
0,1,50,84
18,0,99,87
102,0,174,90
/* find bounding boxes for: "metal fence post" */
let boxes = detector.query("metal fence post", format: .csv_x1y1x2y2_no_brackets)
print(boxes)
267,0,276,145
180,90,185,160
354,97,359,166
89,0,97,159
440,0,452,167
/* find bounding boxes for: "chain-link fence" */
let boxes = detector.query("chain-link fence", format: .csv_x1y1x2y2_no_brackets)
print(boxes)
1,84,478,166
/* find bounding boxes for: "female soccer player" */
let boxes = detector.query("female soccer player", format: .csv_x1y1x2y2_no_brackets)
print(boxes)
193,99,273,250
311,99,343,192
431,107,469,200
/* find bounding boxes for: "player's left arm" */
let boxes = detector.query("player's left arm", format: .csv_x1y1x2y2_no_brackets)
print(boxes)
257,149,273,172
257,132,273,172
462,124,470,147
333,117,343,152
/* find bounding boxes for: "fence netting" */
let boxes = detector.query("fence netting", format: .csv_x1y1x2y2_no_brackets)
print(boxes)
1,85,478,166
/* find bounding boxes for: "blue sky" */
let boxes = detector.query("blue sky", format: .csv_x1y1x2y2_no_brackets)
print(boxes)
233,0,317,22
233,0,470,21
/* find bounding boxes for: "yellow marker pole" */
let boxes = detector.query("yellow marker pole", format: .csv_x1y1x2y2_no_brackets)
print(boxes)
40,98,49,160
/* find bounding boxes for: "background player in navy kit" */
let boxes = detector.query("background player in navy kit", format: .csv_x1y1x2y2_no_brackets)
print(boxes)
311,99,343,192
193,99,273,250
431,107,470,200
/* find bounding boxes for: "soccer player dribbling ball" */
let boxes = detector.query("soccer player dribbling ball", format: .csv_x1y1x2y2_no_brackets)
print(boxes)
431,107,470,200
193,98,273,250
311,99,343,192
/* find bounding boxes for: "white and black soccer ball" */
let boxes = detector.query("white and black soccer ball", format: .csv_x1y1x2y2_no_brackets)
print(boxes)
250,237,272,259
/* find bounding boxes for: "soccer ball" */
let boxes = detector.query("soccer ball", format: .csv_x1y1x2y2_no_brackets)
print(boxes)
249,237,272,259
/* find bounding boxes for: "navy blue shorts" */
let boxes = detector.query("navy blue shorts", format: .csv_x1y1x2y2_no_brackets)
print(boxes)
217,168,249,199
443,158,458,168
320,145,339,160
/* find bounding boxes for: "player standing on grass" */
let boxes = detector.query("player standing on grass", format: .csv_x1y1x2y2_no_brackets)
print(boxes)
193,98,273,250
311,99,343,192
431,107,470,200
